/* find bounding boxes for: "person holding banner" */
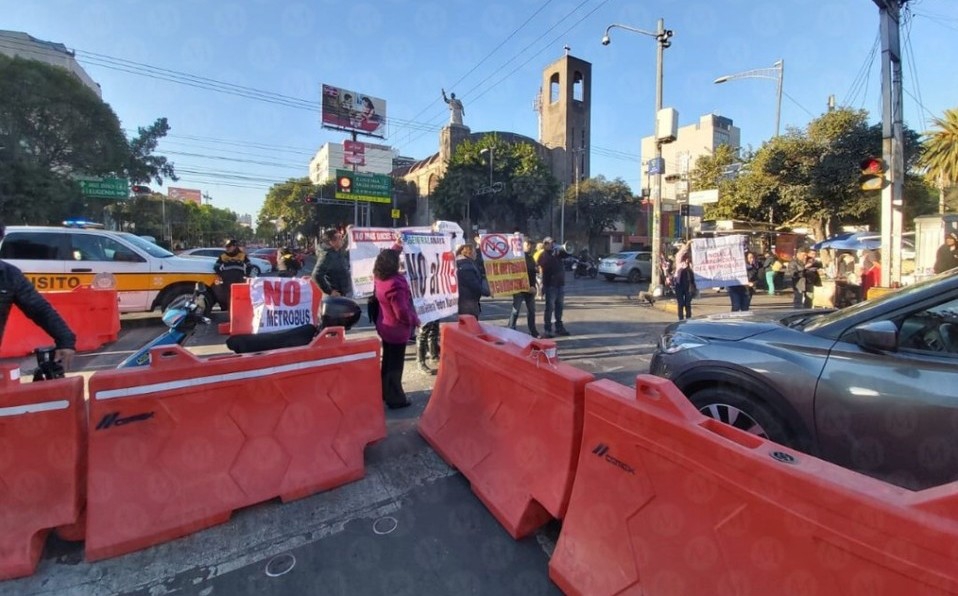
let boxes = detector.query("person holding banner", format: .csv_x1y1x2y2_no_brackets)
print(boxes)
455,244,484,319
507,238,540,337
373,248,419,409
312,228,351,297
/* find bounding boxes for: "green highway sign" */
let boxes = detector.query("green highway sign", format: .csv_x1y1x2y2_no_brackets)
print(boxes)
335,170,392,204
78,177,130,199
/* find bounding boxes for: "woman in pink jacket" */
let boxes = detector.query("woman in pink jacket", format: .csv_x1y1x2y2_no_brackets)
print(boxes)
373,248,420,409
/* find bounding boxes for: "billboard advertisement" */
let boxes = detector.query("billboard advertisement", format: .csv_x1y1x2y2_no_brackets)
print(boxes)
321,84,386,137
343,140,366,166
168,187,202,205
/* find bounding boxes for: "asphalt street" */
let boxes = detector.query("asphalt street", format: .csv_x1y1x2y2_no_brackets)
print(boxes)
2,274,758,596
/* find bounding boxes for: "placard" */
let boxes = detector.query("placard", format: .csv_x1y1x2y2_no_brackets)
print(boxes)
691,235,748,289
478,233,530,297
401,231,458,324
250,278,314,334
348,226,429,298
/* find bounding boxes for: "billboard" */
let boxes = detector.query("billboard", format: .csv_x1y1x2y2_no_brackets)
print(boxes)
321,84,386,137
335,170,392,204
168,187,202,205
343,140,366,166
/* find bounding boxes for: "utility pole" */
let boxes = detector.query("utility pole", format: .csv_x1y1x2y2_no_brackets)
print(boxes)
873,0,907,287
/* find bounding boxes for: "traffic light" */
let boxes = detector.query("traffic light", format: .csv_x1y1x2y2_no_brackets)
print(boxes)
303,194,317,204
131,185,151,195
680,204,690,217
336,174,352,194
859,157,889,191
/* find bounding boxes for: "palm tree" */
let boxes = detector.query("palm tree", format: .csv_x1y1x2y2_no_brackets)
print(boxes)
919,108,958,213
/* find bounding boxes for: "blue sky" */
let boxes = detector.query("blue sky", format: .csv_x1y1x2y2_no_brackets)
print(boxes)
5,0,958,221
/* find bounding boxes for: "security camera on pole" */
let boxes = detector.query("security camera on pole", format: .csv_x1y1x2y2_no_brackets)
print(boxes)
602,19,676,294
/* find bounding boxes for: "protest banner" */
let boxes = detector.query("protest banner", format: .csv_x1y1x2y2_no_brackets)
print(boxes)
691,235,748,289
478,233,530,297
401,231,458,324
250,278,314,333
348,226,429,297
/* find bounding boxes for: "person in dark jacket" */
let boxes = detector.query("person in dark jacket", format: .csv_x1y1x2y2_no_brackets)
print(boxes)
311,228,351,296
373,248,419,409
213,239,251,310
537,237,569,338
455,244,484,319
507,238,539,337
0,222,76,368
934,232,958,274
672,241,695,321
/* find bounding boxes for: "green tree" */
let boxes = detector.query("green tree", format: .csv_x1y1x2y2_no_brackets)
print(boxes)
0,54,176,225
430,135,559,231
125,118,178,185
561,176,634,252
918,108,958,212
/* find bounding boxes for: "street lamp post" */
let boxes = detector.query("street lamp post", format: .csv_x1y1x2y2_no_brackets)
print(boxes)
714,59,784,138
602,20,672,292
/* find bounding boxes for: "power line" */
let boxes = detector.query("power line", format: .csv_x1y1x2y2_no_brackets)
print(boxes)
782,91,815,117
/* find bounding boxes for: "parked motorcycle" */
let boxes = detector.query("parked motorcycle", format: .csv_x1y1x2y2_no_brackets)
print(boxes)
117,282,211,367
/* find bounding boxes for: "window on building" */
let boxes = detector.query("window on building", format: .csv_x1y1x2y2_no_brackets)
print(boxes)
573,71,584,102
550,73,560,104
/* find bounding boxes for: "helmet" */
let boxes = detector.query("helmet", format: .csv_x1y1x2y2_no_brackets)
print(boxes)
225,238,237,247
320,296,361,330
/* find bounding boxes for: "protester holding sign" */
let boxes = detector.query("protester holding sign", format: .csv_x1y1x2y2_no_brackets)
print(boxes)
507,238,540,337
456,244,484,319
373,248,419,409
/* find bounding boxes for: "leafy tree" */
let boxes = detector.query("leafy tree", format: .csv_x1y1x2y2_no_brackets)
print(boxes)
696,108,926,239
561,176,634,252
430,135,559,232
126,118,178,185
918,107,958,213
0,54,176,225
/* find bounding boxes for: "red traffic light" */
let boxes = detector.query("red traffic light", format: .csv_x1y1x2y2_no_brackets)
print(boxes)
337,176,352,193
131,185,151,195
860,157,886,175
303,195,316,204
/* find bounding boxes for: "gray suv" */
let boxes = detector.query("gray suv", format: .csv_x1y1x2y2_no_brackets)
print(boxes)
650,269,958,490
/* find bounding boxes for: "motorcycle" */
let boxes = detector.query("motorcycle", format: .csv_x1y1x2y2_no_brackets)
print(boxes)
118,282,211,367
573,256,598,279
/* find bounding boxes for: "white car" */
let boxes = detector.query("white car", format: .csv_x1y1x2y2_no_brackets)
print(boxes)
177,248,272,276
0,226,218,313
598,251,653,283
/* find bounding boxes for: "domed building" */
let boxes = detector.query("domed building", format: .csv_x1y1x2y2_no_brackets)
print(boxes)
393,52,593,231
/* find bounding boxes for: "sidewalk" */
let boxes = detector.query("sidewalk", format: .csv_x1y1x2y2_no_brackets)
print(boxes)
651,288,797,318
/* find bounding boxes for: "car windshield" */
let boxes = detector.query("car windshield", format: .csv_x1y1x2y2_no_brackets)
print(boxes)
119,233,174,258
802,269,958,331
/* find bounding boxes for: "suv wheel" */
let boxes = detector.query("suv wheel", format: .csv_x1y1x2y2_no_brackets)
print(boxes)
687,386,793,447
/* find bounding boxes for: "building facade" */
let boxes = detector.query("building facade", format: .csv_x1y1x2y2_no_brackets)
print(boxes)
640,113,741,203
394,52,592,229
309,141,398,185
0,31,101,97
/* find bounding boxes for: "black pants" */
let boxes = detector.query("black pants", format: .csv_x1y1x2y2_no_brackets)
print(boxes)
508,292,537,333
417,321,440,361
381,341,408,407
674,285,693,320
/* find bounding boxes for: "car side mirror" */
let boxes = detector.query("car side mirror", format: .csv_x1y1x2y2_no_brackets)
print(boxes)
853,320,899,352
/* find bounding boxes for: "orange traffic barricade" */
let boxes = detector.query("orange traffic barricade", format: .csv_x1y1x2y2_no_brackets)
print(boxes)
0,365,84,580
549,375,958,595
220,278,323,335
0,287,120,358
418,316,594,539
83,327,383,561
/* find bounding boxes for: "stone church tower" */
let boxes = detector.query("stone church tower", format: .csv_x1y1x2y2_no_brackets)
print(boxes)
538,52,592,188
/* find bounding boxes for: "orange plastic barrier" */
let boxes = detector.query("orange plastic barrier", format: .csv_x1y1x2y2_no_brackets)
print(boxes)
549,375,958,595
83,328,383,561
418,316,594,539
0,287,120,358
0,364,84,580
221,278,323,335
